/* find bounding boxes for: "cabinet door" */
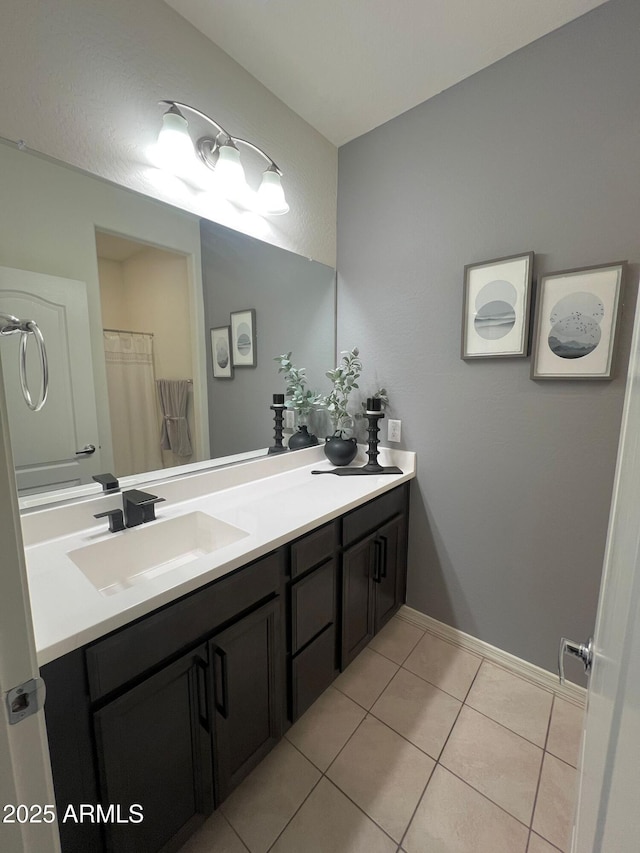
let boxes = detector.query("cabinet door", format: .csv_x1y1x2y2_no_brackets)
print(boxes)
211,597,282,803
374,514,404,632
93,644,214,853
341,535,375,669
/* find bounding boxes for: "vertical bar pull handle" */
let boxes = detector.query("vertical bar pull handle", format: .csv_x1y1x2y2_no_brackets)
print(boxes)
379,534,388,579
372,539,382,583
213,646,229,719
195,656,210,732
558,636,593,684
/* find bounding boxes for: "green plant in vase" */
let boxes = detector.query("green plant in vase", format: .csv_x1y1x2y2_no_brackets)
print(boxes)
274,352,321,449
322,347,363,465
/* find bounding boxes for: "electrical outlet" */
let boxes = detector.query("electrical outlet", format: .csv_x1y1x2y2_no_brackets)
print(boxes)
387,419,402,443
284,410,295,430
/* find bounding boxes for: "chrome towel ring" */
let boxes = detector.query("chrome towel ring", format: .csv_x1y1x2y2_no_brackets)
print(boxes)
0,312,49,411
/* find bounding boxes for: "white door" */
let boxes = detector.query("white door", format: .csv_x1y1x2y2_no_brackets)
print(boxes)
572,283,640,851
0,266,102,494
0,358,60,853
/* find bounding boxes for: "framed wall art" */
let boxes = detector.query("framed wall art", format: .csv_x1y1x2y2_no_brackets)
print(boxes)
211,326,233,379
230,309,257,367
531,261,626,380
461,252,534,359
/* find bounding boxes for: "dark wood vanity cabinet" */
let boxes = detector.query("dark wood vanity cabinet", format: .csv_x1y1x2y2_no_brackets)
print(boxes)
41,482,410,853
287,521,339,722
94,644,214,853
340,485,409,669
210,598,282,803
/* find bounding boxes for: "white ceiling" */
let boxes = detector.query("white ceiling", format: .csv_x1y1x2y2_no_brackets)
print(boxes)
164,0,609,146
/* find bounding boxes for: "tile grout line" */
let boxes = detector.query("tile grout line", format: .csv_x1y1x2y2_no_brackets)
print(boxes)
220,811,252,853
263,769,323,853
396,655,486,851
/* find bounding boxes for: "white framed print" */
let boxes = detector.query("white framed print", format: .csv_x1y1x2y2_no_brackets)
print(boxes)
461,252,534,359
211,325,233,379
230,309,256,367
531,261,625,380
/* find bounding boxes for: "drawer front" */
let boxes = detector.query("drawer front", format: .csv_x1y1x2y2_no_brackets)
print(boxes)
87,549,283,702
342,485,407,548
291,624,336,721
291,559,336,654
290,521,337,578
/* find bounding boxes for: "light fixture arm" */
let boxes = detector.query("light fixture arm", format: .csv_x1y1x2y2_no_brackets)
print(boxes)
159,100,283,175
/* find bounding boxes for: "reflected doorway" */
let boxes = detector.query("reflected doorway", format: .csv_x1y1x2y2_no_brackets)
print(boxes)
95,231,196,477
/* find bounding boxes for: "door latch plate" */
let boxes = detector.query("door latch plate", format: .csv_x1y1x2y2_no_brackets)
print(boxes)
5,677,46,725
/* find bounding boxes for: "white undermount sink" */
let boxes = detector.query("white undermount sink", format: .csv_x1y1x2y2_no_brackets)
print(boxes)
68,511,249,596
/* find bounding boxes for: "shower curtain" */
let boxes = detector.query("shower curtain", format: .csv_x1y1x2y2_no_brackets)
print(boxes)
103,331,163,477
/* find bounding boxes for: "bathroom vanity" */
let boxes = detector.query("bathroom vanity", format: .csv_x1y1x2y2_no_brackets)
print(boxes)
22,446,415,853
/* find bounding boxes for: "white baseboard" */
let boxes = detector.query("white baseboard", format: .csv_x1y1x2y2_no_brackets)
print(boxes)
397,605,586,707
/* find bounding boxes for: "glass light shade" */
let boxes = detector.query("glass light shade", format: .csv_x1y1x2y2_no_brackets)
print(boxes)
257,169,289,215
213,144,248,199
156,110,194,167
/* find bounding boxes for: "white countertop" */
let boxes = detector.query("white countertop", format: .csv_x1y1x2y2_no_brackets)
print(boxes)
23,446,416,667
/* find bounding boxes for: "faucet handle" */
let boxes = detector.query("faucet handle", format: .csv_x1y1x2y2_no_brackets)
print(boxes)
95,508,126,533
92,472,120,493
122,490,166,526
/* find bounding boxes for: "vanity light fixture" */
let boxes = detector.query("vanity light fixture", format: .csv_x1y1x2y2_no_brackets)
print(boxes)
156,101,289,215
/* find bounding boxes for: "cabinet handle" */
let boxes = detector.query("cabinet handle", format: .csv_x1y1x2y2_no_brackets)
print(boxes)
379,535,388,579
213,646,229,719
373,539,382,583
196,656,210,733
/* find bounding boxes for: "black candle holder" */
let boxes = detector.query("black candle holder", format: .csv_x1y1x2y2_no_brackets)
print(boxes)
268,395,288,455
311,408,402,476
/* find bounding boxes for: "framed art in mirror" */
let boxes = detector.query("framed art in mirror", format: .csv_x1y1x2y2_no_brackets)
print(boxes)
231,309,257,367
461,251,534,359
531,261,626,380
211,326,233,379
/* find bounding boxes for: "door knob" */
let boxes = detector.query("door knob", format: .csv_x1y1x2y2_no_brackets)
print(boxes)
75,444,96,456
558,636,593,684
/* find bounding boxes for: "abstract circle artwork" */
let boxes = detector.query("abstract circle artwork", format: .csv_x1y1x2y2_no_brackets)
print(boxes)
547,291,604,359
474,279,518,340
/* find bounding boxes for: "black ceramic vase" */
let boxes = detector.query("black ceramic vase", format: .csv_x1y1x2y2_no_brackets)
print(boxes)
288,425,319,450
324,435,358,466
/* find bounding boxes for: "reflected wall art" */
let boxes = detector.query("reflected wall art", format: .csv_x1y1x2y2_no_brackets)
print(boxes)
531,262,625,380
461,252,534,358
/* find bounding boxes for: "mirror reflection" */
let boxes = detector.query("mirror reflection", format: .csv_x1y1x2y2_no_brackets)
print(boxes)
0,139,336,506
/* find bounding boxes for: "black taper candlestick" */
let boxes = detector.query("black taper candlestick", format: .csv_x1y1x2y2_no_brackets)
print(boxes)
268,395,288,454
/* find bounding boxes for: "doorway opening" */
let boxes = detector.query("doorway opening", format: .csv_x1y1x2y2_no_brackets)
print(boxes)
95,230,196,478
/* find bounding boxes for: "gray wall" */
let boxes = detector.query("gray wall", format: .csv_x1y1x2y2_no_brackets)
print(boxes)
337,0,640,676
201,221,336,458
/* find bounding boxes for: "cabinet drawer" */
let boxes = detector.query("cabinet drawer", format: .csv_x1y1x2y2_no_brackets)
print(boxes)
86,549,283,702
291,559,336,654
290,521,337,578
342,485,407,547
291,624,336,720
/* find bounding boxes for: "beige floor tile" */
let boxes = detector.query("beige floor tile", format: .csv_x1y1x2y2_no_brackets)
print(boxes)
333,647,399,709
220,739,320,853
270,778,397,853
528,833,563,853
285,685,366,771
371,667,461,759
327,715,435,842
440,705,543,824
368,617,425,664
403,765,529,853
403,633,482,700
546,697,584,767
465,661,553,746
178,811,249,853
532,753,577,852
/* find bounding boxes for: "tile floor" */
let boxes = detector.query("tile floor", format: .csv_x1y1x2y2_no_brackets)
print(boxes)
179,617,584,853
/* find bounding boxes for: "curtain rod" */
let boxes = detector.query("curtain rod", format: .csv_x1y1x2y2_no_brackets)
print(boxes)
103,328,154,337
